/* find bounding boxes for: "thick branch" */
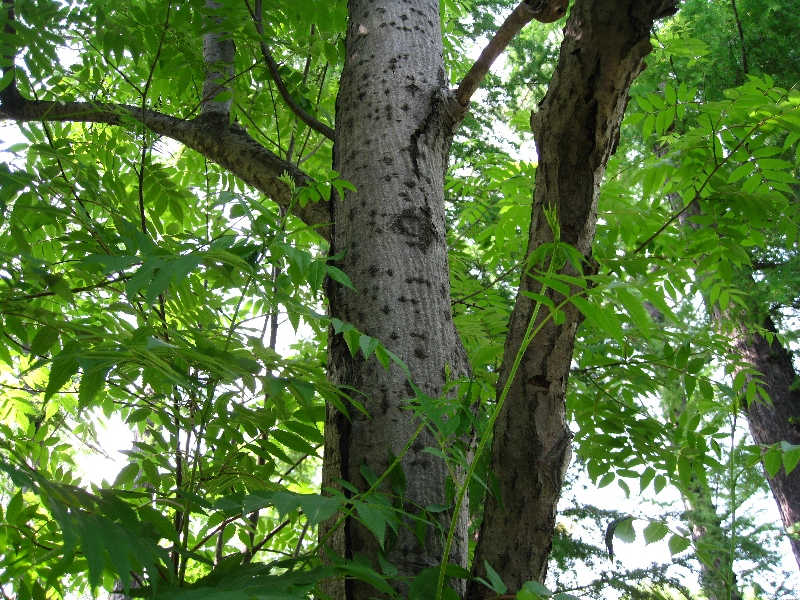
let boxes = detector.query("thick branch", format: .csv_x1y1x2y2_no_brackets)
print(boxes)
0,91,331,239
455,0,568,106
250,0,335,141
467,0,679,594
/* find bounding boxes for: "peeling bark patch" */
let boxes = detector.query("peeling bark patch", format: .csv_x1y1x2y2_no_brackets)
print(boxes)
390,207,438,253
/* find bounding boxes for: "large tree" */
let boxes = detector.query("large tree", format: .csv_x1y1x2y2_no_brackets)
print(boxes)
3,0,747,598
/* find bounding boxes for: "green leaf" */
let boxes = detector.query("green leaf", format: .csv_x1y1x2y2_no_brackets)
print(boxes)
78,364,110,408
45,352,79,401
114,462,141,488
269,491,301,518
387,450,406,497
297,494,340,526
668,534,691,556
728,161,755,183
76,516,106,588
355,501,386,548
482,560,507,594
408,566,459,600
643,521,669,545
598,472,614,488
337,560,396,595
613,517,636,544
763,446,782,478
6,489,24,523
359,334,380,359
639,467,656,492
570,295,624,345
344,328,361,357
375,548,398,578
327,265,356,290
375,344,390,369
781,442,800,474
31,326,60,356
517,580,553,600
270,429,320,457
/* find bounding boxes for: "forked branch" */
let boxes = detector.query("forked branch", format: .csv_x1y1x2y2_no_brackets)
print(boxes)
455,0,568,106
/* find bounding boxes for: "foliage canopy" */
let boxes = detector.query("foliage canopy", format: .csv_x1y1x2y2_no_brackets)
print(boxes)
0,0,799,598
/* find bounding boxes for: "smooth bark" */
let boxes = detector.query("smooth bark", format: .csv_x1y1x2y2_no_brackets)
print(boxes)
468,0,678,594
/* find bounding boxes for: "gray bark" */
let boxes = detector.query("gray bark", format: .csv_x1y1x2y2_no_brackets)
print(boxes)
467,0,679,595
201,0,235,118
320,1,470,598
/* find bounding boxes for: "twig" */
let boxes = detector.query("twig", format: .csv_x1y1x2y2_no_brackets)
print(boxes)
247,0,335,140
455,0,567,106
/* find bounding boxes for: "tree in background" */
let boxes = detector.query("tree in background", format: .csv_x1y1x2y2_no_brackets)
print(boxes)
622,0,800,578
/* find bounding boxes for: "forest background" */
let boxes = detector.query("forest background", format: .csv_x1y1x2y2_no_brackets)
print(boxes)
1,0,800,599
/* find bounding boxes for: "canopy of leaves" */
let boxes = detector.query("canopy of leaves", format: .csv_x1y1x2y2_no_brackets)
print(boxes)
0,0,799,599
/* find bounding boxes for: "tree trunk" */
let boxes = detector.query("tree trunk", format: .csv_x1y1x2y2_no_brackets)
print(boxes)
681,484,743,600
320,1,470,598
732,315,800,569
468,0,678,595
669,390,742,600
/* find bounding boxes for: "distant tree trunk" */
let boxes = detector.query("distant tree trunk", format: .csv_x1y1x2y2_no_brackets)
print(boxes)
319,1,470,598
467,0,678,595
681,483,743,600
660,159,742,599
669,391,742,600
732,314,800,569
668,175,799,577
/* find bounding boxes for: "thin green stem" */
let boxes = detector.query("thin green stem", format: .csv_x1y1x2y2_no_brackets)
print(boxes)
436,241,569,599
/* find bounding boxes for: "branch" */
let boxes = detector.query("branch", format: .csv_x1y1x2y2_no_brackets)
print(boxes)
0,93,332,239
729,0,749,78
455,0,568,106
248,0,335,141
0,2,331,240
